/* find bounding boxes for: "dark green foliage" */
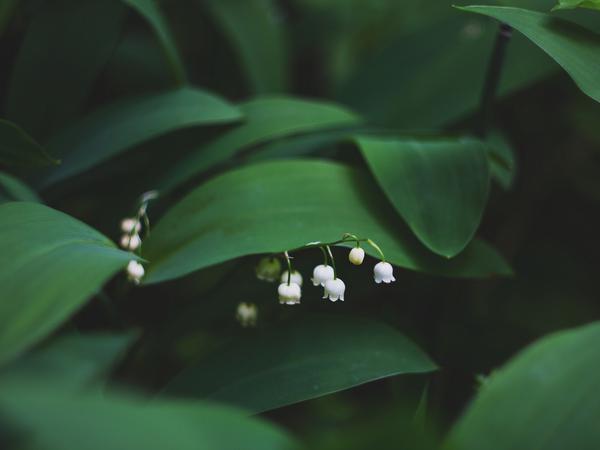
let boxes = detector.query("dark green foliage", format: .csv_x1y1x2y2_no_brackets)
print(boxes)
1,0,599,448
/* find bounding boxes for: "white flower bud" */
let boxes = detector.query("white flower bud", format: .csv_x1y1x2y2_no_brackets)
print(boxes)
311,264,335,287
255,257,282,282
348,247,365,265
120,217,141,233
126,260,145,284
280,270,303,286
323,278,345,302
236,302,258,327
374,261,396,284
278,282,301,305
120,233,141,251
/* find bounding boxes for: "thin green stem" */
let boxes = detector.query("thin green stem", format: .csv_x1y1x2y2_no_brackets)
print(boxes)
367,239,386,261
284,251,292,285
343,233,361,247
476,23,513,138
326,246,337,279
319,246,328,266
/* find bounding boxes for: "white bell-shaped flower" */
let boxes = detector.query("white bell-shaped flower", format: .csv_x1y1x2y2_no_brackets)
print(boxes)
120,233,141,251
374,261,396,284
323,278,345,302
120,217,141,233
255,257,282,282
236,302,258,327
126,260,145,284
278,282,301,305
348,247,365,265
311,264,335,287
281,270,303,286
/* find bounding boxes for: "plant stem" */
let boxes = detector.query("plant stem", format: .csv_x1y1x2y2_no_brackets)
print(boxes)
475,23,512,138
326,246,337,279
284,251,292,284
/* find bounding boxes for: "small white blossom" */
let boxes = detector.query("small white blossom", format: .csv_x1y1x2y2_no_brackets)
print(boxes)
255,257,282,282
120,217,141,234
278,282,301,305
323,278,345,302
374,261,396,284
311,264,335,287
281,270,303,286
126,260,144,284
348,247,365,265
120,233,141,251
236,302,258,327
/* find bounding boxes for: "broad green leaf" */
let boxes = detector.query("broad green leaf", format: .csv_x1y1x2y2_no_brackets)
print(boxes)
458,6,600,104
122,0,187,84
337,12,557,128
446,321,600,450
552,0,600,11
39,88,243,188
0,119,57,167
144,159,511,284
103,32,174,96
158,96,361,191
164,315,436,413
1,333,136,387
0,202,134,365
0,171,41,203
0,381,295,450
5,0,127,139
202,0,287,93
358,136,490,258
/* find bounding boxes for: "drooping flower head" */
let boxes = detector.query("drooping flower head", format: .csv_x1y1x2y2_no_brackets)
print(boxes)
281,270,303,287
348,247,365,265
323,278,345,302
126,260,145,284
120,217,141,234
373,261,395,284
255,257,282,282
311,264,334,287
120,233,141,251
278,282,302,305
236,302,258,327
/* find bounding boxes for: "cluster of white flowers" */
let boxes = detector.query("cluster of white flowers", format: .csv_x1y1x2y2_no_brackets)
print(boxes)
256,234,396,306
120,217,142,251
121,190,159,285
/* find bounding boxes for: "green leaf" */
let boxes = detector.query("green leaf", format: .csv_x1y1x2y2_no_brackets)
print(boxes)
457,6,600,104
358,136,490,258
39,88,243,188
446,321,600,450
164,315,436,413
5,0,127,139
0,202,134,365
144,159,511,284
202,0,287,93
158,96,362,191
0,119,57,167
552,0,600,12
337,12,558,128
2,333,136,387
0,381,295,450
0,171,41,204
122,0,187,84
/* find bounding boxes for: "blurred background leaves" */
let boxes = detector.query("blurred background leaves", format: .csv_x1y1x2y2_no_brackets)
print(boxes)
1,0,600,448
